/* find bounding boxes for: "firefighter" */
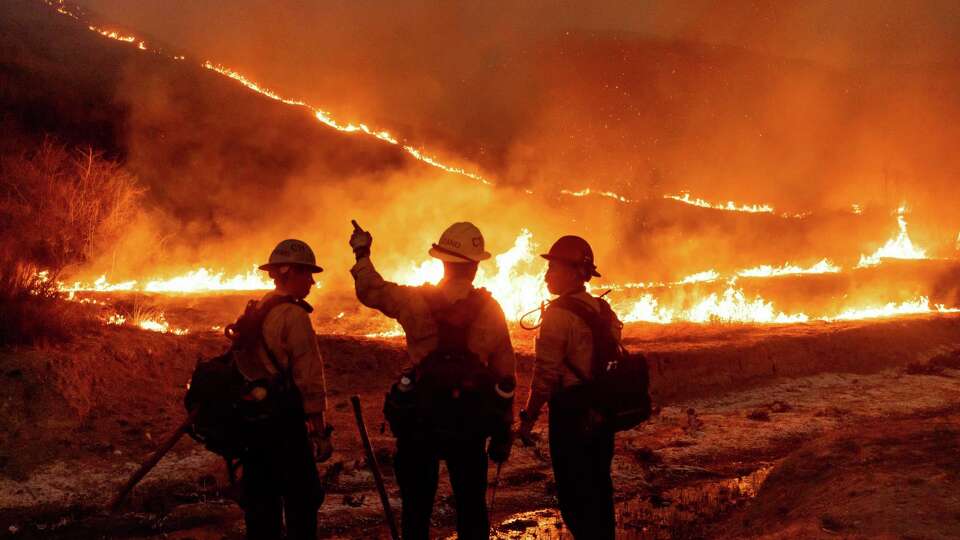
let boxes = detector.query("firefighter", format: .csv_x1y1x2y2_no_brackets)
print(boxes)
239,239,331,540
349,221,516,540
517,235,620,540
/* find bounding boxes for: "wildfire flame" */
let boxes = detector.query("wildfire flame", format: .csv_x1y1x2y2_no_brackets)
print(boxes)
677,270,721,284
200,61,494,186
619,282,808,324
58,266,273,294
737,259,841,278
393,229,549,320
40,1,960,328
560,188,633,203
664,192,775,213
857,205,927,267
88,26,136,43
103,311,188,335
825,298,960,321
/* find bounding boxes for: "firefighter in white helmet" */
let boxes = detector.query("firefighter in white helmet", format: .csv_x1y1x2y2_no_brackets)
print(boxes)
349,221,516,540
236,239,330,540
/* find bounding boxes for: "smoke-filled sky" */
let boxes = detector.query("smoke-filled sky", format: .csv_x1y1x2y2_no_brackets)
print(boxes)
16,0,960,286
72,0,960,209
77,0,960,67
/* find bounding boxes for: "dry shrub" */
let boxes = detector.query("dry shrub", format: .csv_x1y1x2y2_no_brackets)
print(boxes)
0,138,143,344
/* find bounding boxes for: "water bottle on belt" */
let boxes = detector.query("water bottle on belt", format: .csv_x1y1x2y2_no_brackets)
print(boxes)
383,370,418,437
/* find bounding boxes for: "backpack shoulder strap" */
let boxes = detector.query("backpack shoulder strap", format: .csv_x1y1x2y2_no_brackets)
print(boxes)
425,286,490,350
548,295,613,382
255,295,310,381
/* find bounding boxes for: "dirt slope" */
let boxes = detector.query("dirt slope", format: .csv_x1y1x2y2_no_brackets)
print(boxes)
711,407,960,539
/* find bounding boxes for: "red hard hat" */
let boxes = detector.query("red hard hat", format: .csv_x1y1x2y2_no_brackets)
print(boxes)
541,235,601,278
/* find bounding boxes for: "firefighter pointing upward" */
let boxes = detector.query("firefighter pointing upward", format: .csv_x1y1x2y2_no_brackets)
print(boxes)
349,221,516,540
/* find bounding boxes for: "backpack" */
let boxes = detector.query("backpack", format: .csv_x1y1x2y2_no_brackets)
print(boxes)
393,287,498,441
184,295,307,459
549,295,652,432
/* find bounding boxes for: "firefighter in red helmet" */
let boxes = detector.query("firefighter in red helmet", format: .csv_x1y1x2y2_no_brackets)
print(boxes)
518,235,621,539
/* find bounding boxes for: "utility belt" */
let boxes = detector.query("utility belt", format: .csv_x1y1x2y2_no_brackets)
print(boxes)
383,368,514,443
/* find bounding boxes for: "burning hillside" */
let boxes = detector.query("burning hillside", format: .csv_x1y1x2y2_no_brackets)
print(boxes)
0,0,951,332
6,2,960,539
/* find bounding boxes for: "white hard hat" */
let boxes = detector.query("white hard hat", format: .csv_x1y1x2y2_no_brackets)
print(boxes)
428,222,492,263
258,239,323,273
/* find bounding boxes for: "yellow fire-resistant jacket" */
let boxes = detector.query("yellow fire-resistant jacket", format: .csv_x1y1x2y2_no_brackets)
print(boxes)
238,290,328,416
350,256,516,382
524,291,623,422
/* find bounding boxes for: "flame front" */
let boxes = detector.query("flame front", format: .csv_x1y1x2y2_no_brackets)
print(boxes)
560,188,633,203
39,2,960,328
664,192,775,213
103,310,188,334
825,298,960,321
857,206,927,267
60,266,273,294
737,259,841,278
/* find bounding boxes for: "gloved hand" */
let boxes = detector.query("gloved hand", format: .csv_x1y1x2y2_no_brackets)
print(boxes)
307,416,334,463
350,220,373,259
488,432,513,464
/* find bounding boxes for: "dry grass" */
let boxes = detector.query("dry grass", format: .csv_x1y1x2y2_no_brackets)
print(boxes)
0,138,143,344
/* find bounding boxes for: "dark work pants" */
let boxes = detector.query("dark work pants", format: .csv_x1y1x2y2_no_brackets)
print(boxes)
241,414,322,540
394,435,490,540
548,406,616,540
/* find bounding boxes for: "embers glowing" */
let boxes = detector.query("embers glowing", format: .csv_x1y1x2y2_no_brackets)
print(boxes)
857,206,927,267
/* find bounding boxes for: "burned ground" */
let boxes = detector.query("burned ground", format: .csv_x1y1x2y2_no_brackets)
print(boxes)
2,310,959,538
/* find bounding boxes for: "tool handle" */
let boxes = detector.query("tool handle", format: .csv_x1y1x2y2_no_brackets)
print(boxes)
351,395,400,540
109,408,200,513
